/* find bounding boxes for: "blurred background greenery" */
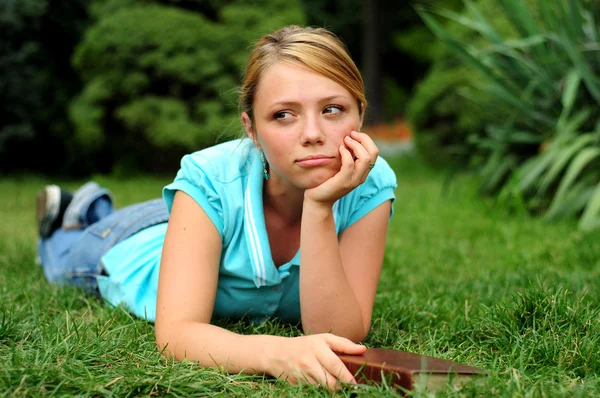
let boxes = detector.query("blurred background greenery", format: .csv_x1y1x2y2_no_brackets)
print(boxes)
1,0,599,230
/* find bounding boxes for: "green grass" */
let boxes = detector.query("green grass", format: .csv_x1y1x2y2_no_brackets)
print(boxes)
1,157,600,397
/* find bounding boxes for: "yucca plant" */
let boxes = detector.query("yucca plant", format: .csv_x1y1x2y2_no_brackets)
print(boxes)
416,0,600,231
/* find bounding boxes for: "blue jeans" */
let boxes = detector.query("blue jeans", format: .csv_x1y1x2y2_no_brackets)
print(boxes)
38,182,170,294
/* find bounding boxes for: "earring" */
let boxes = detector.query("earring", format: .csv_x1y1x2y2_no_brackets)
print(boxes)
259,150,270,180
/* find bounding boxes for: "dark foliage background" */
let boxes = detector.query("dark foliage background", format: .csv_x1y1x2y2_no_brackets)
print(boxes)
0,0,88,174
0,0,442,176
3,0,597,230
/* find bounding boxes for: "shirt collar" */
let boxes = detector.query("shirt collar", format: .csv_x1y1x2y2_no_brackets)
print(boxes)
242,147,341,287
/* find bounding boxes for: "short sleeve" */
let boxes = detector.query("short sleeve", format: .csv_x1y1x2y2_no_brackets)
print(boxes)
163,153,225,237
342,157,397,229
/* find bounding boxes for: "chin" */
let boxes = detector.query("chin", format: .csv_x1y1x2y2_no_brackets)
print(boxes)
300,170,338,189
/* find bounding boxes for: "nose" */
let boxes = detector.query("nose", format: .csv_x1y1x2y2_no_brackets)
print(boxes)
300,114,325,145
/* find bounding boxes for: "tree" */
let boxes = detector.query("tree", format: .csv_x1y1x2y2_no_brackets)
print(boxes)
0,0,88,173
70,0,306,173
362,0,383,124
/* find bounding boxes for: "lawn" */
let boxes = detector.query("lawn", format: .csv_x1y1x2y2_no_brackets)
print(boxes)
1,156,599,397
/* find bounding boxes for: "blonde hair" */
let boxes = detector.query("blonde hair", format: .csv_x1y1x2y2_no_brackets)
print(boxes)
239,25,367,121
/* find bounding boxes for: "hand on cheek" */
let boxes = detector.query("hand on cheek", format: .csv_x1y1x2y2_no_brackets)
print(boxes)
343,131,374,169
342,135,357,161
304,131,379,207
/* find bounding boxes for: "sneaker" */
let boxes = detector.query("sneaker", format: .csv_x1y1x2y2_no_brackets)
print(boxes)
36,185,74,238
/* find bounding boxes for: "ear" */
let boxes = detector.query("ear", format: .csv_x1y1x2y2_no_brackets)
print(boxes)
241,112,260,147
358,103,365,130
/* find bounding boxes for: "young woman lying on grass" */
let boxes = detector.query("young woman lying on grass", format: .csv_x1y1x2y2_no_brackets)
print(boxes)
35,25,397,390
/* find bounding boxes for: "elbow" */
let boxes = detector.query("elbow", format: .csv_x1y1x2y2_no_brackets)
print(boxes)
345,314,373,343
155,334,170,357
334,328,369,343
301,321,371,343
154,320,181,360
339,323,370,343
355,312,373,342
155,330,173,359
350,324,370,343
359,320,372,342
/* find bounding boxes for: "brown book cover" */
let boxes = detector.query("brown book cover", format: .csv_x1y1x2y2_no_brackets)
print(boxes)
337,348,487,393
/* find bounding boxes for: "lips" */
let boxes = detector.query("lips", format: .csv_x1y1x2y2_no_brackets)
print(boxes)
295,155,335,167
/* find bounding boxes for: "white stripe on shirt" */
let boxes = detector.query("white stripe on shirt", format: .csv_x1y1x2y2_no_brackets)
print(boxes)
244,183,267,286
333,201,339,228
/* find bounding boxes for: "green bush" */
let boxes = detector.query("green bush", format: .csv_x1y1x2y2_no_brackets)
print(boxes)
403,0,526,167
405,64,491,166
401,0,480,166
419,0,600,230
70,0,305,173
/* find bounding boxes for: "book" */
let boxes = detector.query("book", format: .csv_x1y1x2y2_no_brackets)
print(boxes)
337,348,487,393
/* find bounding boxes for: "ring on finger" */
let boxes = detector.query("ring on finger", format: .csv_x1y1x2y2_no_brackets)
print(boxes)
368,162,376,169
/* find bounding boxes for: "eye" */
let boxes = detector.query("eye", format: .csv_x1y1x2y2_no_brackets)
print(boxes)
274,111,293,120
323,105,344,115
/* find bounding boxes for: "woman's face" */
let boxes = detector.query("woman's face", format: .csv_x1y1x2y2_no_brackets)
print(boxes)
242,62,363,191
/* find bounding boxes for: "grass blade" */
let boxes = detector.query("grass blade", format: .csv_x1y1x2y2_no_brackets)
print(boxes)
431,7,501,43
516,151,555,192
486,36,557,97
581,8,600,68
417,9,531,105
558,108,592,136
538,0,558,31
480,153,517,193
579,180,600,231
561,69,581,112
538,133,597,195
417,9,506,81
549,33,600,105
567,0,585,39
546,147,600,218
547,181,595,218
479,83,555,128
497,0,540,36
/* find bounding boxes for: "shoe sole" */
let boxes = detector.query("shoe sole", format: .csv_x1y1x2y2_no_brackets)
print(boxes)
37,185,61,238
62,181,102,230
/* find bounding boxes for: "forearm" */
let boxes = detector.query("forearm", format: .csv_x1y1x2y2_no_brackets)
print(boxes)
156,321,277,375
299,201,367,342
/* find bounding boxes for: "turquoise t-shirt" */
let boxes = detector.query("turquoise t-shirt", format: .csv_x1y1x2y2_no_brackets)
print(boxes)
98,138,397,323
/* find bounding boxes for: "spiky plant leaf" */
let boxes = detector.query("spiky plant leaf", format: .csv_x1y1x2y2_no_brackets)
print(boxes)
419,0,600,230
547,33,600,104
561,69,581,112
516,150,555,193
538,133,597,195
546,147,600,218
580,181,600,231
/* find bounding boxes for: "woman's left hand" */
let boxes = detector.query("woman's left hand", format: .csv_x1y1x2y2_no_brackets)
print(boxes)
304,130,379,208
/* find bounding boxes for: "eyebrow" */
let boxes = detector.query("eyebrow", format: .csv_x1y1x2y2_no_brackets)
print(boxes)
266,95,351,111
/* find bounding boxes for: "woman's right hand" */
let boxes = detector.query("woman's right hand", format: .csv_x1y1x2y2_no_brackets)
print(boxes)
304,131,379,209
263,333,366,390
